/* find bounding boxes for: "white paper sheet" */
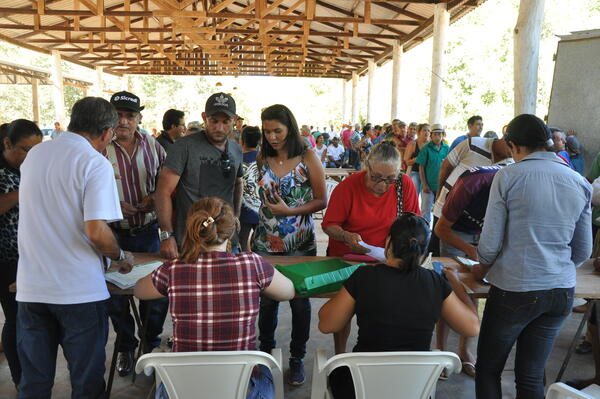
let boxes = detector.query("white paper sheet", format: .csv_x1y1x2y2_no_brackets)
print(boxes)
420,252,433,270
357,241,386,262
456,256,478,268
105,260,164,290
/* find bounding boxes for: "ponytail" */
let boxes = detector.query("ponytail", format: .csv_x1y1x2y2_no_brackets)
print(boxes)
180,197,238,263
388,213,431,272
0,119,41,152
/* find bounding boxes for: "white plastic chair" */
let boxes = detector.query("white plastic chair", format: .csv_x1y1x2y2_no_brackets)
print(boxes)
135,349,283,399
310,350,461,399
546,382,600,399
316,179,339,220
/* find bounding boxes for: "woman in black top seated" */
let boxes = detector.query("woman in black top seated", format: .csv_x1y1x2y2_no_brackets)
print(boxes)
318,213,480,398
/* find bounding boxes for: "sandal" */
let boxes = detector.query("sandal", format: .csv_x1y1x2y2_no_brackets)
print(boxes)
462,361,476,378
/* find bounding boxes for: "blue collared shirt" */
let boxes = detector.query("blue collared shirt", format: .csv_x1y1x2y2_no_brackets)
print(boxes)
477,151,592,292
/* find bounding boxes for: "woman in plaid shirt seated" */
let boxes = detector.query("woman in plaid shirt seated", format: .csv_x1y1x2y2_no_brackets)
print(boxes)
135,197,295,399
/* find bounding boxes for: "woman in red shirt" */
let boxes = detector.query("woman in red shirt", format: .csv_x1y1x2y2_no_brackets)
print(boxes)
322,140,420,353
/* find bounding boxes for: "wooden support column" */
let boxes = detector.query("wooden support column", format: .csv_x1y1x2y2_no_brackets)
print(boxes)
342,78,348,124
391,41,403,121
31,78,40,124
94,66,104,96
428,3,449,125
514,0,545,115
121,74,131,91
351,71,358,125
367,59,375,123
51,50,65,127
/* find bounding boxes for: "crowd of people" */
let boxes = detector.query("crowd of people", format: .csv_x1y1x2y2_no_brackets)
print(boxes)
0,89,597,399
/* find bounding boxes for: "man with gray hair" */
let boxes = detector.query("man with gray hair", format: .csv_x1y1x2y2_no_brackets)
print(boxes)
16,97,134,398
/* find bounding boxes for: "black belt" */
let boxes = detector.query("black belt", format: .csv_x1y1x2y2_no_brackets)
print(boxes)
113,221,157,236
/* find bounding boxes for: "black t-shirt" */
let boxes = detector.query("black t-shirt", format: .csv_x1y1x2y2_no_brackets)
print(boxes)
344,264,452,352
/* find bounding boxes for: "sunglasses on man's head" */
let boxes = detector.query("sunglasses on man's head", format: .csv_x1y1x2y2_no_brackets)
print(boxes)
220,151,232,177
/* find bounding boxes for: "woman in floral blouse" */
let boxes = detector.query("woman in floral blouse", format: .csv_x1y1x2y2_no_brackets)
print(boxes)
253,104,326,386
0,119,43,388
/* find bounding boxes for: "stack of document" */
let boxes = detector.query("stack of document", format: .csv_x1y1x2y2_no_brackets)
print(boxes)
105,260,164,290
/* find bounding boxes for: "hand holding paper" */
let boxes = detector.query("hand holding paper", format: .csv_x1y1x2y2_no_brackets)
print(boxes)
357,241,386,262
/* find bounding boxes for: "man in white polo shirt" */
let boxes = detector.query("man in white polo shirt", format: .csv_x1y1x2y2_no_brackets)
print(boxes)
16,97,134,398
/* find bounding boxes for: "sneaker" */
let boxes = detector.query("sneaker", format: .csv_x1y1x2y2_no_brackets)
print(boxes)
288,357,306,386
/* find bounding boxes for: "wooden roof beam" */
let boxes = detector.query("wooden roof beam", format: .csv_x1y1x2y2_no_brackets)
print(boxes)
371,1,427,21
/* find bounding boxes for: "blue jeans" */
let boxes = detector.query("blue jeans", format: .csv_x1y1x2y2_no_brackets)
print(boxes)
155,365,274,399
420,189,436,226
409,171,421,195
476,285,574,399
256,248,314,359
17,301,108,399
107,225,168,352
439,229,480,257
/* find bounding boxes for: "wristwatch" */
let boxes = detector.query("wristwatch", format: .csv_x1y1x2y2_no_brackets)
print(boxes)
159,229,174,242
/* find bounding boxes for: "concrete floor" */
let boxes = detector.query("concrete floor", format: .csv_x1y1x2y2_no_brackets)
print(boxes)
0,220,596,398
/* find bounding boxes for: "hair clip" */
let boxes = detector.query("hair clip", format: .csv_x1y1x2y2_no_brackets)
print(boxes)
202,216,214,228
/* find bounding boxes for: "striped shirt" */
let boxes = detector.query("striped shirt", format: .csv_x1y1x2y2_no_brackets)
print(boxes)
151,251,274,353
103,131,166,229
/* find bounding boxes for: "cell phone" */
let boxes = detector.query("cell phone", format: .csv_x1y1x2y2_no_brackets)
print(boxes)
265,188,278,204
432,261,448,280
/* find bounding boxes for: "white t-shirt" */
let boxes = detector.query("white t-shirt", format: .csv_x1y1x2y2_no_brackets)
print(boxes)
432,137,513,218
327,144,345,161
17,132,122,304
314,145,328,167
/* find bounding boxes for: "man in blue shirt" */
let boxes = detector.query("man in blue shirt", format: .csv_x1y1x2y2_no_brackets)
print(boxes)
449,115,483,151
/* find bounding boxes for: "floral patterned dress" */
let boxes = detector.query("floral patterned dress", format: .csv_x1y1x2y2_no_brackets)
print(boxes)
253,156,316,254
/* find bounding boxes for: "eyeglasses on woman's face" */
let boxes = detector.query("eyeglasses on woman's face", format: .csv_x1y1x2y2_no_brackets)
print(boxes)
366,161,398,185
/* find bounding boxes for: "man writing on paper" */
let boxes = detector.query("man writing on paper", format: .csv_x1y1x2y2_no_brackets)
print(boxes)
16,97,134,398
433,164,503,379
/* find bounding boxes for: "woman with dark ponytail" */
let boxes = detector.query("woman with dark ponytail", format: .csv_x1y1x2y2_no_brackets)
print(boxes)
135,197,295,399
318,213,480,399
0,119,42,389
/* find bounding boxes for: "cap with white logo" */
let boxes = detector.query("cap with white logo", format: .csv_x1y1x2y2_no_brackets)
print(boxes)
205,92,236,119
110,91,144,112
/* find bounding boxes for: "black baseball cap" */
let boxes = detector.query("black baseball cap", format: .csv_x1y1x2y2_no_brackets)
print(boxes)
110,91,144,112
505,114,552,148
205,92,236,119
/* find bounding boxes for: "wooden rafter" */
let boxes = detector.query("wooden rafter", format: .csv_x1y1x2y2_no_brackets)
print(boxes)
0,0,487,78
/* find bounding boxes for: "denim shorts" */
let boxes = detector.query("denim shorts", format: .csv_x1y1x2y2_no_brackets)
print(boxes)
155,364,274,399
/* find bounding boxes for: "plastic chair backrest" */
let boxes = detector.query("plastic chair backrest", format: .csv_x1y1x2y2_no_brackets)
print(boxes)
135,350,283,399
325,179,339,201
546,382,598,399
311,350,461,399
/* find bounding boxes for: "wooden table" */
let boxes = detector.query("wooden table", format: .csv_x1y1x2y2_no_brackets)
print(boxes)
324,168,358,182
126,254,600,299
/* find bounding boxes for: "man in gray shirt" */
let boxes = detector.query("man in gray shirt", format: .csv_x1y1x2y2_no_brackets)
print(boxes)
156,93,243,258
